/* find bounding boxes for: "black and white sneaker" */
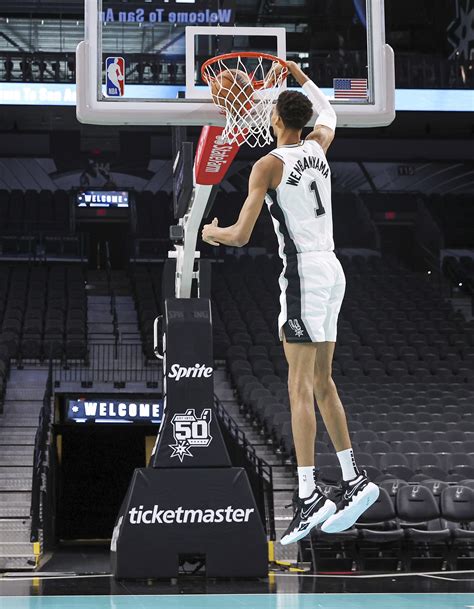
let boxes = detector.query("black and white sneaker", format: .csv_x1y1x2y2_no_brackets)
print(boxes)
280,486,336,546
320,470,379,534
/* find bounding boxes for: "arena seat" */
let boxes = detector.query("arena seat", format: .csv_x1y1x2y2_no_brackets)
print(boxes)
396,485,451,546
358,488,404,544
0,263,87,362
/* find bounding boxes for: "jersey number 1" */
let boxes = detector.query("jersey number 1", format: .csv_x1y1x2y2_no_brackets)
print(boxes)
310,181,326,218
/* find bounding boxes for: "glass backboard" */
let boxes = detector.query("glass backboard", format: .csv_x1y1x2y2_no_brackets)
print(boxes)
77,0,394,127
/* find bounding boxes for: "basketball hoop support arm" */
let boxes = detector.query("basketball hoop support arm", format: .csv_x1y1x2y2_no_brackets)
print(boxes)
173,126,240,299
174,183,212,299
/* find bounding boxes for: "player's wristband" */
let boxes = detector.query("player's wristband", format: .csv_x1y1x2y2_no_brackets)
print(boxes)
302,80,337,131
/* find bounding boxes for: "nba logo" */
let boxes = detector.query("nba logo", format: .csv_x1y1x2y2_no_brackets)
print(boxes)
106,57,125,97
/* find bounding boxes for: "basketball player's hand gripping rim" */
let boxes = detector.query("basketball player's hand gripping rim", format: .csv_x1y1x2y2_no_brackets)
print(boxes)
202,218,221,246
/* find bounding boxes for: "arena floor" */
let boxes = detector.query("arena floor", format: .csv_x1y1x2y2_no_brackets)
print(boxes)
1,592,474,609
1,548,474,609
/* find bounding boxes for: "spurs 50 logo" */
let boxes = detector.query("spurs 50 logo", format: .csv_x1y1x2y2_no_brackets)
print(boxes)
169,408,213,462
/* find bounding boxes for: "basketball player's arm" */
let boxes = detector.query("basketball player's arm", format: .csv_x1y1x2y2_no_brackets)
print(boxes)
202,156,275,247
286,61,336,154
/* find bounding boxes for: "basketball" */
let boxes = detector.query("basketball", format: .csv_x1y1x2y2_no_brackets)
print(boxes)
210,69,253,116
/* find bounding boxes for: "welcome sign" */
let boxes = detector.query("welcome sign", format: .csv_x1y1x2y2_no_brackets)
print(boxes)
100,0,235,25
67,398,163,424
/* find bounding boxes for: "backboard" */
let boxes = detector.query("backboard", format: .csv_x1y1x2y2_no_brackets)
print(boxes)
77,0,395,128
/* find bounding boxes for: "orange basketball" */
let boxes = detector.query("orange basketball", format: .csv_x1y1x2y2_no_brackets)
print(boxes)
210,69,253,116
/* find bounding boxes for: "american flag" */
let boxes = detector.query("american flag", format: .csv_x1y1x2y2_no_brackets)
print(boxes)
333,78,368,99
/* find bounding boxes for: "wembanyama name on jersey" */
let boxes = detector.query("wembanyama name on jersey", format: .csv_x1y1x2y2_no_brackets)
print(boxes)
285,154,330,186
265,140,334,254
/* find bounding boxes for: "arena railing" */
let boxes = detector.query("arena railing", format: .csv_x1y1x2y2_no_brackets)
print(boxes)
214,394,276,542
0,357,9,415
104,241,120,349
53,343,161,385
30,359,55,551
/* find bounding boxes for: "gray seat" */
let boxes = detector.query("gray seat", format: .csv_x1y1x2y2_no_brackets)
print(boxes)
413,453,441,472
358,488,404,544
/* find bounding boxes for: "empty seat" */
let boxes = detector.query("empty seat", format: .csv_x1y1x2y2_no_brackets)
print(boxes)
316,454,339,468
440,485,474,568
353,430,378,444
379,478,409,497
318,465,343,483
451,465,474,480
396,484,450,544
379,452,410,471
420,479,449,506
384,430,407,444
315,441,330,454
441,485,474,527
413,453,441,471
414,466,448,482
358,487,404,543
360,440,391,455
449,453,474,472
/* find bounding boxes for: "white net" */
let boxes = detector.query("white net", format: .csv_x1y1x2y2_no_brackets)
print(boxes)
202,54,287,148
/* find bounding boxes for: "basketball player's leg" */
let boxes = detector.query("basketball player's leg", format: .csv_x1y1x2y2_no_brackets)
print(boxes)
280,335,337,545
315,341,379,533
313,340,371,483
313,280,358,477
316,281,379,533
282,336,317,471
313,341,353,455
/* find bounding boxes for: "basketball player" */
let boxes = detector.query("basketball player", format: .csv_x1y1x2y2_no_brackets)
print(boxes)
202,61,379,544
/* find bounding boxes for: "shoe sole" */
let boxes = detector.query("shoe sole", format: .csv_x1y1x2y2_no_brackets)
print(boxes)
320,482,380,534
280,499,337,546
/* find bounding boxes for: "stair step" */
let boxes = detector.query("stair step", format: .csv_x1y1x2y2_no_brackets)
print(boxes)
0,518,31,531
0,457,33,467
218,403,239,415
6,389,45,401
0,479,32,491
0,418,39,428
0,427,36,435
88,315,114,323
271,471,295,480
0,542,35,555
274,506,295,519
115,295,134,302
0,529,31,542
116,312,138,321
215,389,234,401
88,323,114,332
213,370,227,382
0,505,31,518
0,467,32,479
3,404,42,416
0,437,35,446
88,298,112,305
0,445,34,454
117,323,139,332
274,482,295,491
274,497,295,507
0,491,31,502
0,555,36,570
8,370,49,381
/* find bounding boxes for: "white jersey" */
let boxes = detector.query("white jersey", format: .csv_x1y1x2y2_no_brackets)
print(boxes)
264,139,345,344
265,139,334,253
